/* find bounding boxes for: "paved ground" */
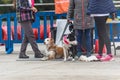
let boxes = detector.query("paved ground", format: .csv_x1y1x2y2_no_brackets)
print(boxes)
0,43,120,80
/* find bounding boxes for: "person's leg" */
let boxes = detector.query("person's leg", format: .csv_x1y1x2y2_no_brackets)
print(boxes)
19,33,29,58
99,17,113,61
22,21,43,58
95,16,111,54
75,29,83,57
94,16,113,61
85,29,92,57
94,17,107,56
100,22,113,61
104,24,111,54
19,22,30,58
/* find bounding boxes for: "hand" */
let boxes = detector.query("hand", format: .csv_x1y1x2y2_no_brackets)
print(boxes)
31,7,38,13
67,19,73,23
111,13,116,20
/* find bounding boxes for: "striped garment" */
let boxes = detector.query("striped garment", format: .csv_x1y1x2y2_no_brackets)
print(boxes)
87,0,117,14
16,0,35,22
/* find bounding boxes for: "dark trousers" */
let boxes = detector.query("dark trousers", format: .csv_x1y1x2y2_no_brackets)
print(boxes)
75,29,92,54
94,16,111,55
20,21,41,55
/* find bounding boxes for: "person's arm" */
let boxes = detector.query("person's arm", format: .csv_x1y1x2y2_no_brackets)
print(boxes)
67,0,75,22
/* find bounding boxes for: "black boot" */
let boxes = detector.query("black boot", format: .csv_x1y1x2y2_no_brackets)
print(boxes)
19,53,29,58
35,53,44,58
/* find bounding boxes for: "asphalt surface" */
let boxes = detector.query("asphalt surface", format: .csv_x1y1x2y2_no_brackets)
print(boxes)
0,43,120,80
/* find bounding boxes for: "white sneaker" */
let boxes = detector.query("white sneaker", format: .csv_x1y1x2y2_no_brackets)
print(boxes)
78,55,88,62
87,55,99,62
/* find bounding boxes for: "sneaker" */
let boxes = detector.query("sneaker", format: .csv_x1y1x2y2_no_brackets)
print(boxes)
100,54,114,61
87,55,99,62
96,54,102,60
78,55,88,62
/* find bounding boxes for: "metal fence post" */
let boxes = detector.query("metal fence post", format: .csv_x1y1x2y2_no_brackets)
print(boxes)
5,13,13,54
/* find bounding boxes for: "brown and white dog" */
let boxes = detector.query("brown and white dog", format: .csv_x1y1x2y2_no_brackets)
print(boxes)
43,36,77,61
43,38,64,60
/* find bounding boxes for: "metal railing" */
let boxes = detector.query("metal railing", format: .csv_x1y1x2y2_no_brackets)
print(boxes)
0,3,55,7
113,0,120,7
0,11,66,54
0,11,120,54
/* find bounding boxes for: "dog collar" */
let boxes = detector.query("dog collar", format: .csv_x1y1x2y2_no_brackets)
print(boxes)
63,36,69,45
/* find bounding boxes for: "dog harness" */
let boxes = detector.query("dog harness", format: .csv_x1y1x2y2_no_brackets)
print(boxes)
63,36,69,45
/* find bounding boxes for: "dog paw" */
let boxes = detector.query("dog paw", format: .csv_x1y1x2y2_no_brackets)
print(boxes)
72,58,75,61
40,57,48,61
64,58,67,61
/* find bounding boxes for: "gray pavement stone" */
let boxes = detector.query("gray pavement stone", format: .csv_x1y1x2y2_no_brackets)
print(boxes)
0,43,120,80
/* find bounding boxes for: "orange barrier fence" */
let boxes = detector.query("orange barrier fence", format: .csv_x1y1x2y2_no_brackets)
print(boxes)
2,24,51,40
94,39,107,53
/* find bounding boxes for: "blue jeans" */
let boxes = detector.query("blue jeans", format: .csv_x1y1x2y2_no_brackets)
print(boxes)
75,29,92,57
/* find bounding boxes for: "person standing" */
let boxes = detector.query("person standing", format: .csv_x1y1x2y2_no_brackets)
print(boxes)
87,0,117,61
67,0,94,58
14,0,44,58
